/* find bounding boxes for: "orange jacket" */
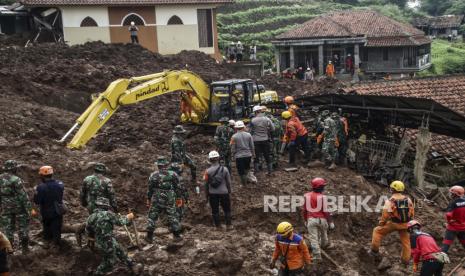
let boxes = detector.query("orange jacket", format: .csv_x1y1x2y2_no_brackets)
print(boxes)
341,117,349,136
285,117,308,142
326,64,335,75
379,193,414,226
272,233,311,270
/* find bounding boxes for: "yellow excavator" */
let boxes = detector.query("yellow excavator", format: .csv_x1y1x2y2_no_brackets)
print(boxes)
60,70,278,149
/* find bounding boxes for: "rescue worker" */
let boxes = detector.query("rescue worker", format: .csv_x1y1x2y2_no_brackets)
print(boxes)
270,222,312,276
204,151,232,229
227,42,236,62
282,111,311,166
180,91,194,121
441,185,465,253
214,117,235,172
33,166,65,248
326,61,335,78
128,21,139,44
86,197,142,275
236,41,244,61
0,231,12,276
264,107,284,169
408,220,447,276
370,180,414,265
0,160,33,253
318,112,338,170
283,96,294,110
337,112,349,165
302,177,334,261
169,162,189,223
230,121,255,185
80,163,117,214
171,125,197,184
145,156,182,243
250,105,274,174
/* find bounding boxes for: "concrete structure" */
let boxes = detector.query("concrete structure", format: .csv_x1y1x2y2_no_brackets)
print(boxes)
413,15,464,38
20,0,232,57
272,10,432,79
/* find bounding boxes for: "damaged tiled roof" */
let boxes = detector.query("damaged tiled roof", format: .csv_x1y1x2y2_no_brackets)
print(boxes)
20,0,233,6
343,75,465,163
275,10,431,47
413,15,465,29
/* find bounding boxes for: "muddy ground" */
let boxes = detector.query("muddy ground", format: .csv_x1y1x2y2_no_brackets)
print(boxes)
0,42,463,275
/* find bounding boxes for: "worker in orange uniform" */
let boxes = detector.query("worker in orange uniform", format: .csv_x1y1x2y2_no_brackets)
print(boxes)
0,231,12,276
302,177,334,261
270,222,311,276
283,96,300,118
370,180,414,265
441,185,465,253
180,91,194,121
326,61,335,78
282,111,311,166
408,220,448,276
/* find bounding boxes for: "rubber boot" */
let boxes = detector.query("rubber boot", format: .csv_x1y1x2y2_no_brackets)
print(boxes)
173,230,183,241
128,261,144,275
328,162,337,170
267,163,273,175
254,163,260,173
21,239,29,254
145,231,154,243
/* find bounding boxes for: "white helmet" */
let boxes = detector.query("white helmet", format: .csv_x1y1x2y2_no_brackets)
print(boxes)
237,41,242,44
234,121,245,128
253,105,262,112
208,151,220,159
130,21,135,26
228,119,235,126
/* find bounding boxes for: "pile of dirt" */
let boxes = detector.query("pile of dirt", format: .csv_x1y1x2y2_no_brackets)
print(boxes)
0,43,462,275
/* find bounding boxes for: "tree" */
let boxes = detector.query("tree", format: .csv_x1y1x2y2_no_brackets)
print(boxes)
421,0,453,16
445,0,465,16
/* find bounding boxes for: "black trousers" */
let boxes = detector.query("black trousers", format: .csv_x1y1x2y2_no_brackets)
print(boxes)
420,260,443,276
42,215,63,245
131,35,139,44
236,157,251,176
0,250,8,273
441,229,465,252
279,267,304,276
289,134,311,165
254,141,271,166
209,194,231,226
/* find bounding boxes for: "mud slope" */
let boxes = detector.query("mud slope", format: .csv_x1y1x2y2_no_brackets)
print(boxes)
0,43,461,275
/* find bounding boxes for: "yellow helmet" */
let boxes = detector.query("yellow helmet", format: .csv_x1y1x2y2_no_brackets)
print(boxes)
390,181,405,192
277,221,293,236
281,111,292,119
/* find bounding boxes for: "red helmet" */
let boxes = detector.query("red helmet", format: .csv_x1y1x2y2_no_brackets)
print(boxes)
407,220,421,230
284,96,294,104
449,186,465,197
311,177,326,189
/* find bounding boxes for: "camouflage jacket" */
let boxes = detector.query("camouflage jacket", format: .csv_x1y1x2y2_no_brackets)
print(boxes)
86,209,129,240
267,114,284,140
80,174,117,213
214,125,234,148
0,173,31,215
168,167,189,201
334,117,346,142
323,117,338,141
147,170,179,203
171,135,188,163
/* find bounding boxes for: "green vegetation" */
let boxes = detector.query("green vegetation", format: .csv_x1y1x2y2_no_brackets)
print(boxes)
419,40,465,76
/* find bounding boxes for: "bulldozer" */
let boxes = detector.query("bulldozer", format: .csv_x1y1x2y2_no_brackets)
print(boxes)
60,70,278,149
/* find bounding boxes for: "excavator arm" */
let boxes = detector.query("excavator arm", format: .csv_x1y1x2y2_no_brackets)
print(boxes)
60,70,211,149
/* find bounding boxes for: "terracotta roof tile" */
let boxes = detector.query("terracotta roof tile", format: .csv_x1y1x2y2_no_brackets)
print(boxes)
275,10,431,47
21,0,233,6
343,75,465,163
413,15,465,29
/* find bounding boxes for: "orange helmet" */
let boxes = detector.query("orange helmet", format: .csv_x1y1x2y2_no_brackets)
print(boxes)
39,166,54,176
449,186,465,197
284,96,294,105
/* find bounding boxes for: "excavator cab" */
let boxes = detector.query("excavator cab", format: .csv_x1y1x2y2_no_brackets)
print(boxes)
209,79,261,122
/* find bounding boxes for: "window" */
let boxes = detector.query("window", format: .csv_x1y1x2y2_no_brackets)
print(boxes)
122,13,145,26
197,9,213,47
382,48,389,61
167,15,183,25
80,16,98,27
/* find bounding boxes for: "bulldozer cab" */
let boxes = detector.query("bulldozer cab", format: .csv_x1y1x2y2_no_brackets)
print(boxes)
209,79,260,122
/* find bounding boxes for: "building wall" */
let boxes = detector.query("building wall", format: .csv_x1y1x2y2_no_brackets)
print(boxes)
61,6,111,44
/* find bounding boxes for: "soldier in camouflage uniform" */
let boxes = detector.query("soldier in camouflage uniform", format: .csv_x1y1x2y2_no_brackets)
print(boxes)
264,108,284,168
145,156,182,243
168,162,189,223
80,163,117,214
171,125,197,183
321,114,338,170
332,112,348,165
214,117,235,172
86,197,142,276
0,160,32,253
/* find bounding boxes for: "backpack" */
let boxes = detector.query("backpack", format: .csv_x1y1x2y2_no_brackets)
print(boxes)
208,166,223,189
390,197,411,223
